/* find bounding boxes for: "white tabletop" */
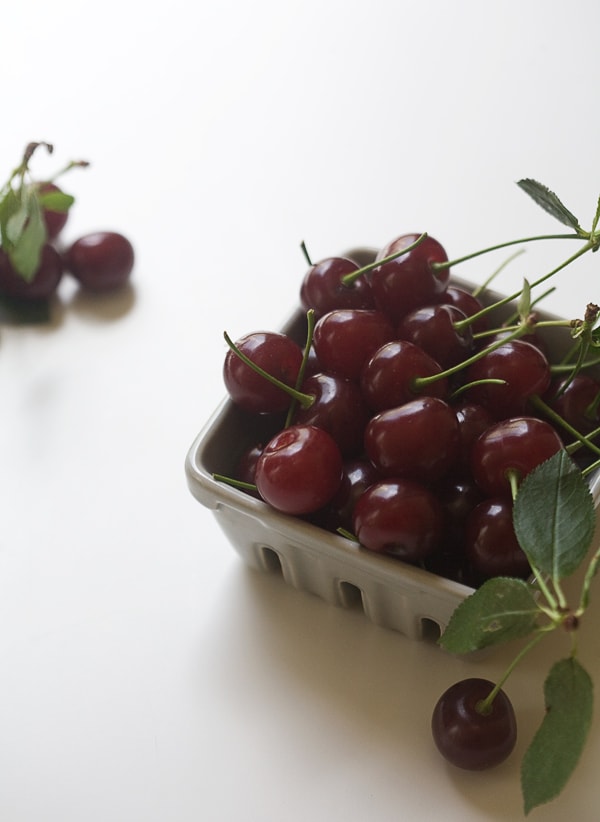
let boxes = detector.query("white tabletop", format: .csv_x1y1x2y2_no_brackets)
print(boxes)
2,2,600,820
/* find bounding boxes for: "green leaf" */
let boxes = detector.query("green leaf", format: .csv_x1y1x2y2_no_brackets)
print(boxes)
0,186,20,247
521,657,593,814
36,189,74,213
513,451,595,582
517,179,582,232
439,577,540,654
517,277,532,320
7,195,47,281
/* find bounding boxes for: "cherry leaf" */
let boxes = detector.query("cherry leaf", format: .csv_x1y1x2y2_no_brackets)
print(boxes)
438,577,540,654
36,188,74,213
521,657,593,815
7,195,46,282
513,450,595,582
517,179,582,232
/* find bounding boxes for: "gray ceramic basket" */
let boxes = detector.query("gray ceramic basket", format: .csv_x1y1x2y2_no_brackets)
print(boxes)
185,251,600,642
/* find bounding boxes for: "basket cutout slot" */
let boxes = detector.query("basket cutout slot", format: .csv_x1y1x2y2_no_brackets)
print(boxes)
259,546,283,575
338,581,364,610
420,617,442,643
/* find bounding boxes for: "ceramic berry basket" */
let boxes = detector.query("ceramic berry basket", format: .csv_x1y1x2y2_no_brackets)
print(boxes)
185,249,600,642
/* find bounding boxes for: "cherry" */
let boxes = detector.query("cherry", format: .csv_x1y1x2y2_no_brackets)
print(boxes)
300,256,374,318
397,303,474,368
315,457,380,532
312,308,395,381
0,244,63,300
255,424,343,515
370,233,450,322
364,396,460,484
471,416,564,497
464,339,551,419
443,285,489,334
545,374,600,438
352,478,443,561
63,231,134,291
454,402,495,471
292,372,370,456
431,678,517,770
223,331,304,414
465,497,531,580
360,339,449,412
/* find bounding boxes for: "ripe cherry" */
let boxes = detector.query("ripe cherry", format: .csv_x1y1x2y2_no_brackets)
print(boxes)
223,331,304,414
546,374,600,438
36,181,70,241
397,303,474,368
255,424,343,515
63,231,134,291
312,308,395,381
352,478,443,561
431,678,517,770
315,457,380,532
364,396,460,484
471,416,564,497
0,244,63,300
300,256,374,318
443,285,489,334
464,339,551,419
370,233,450,322
465,497,531,580
360,339,449,412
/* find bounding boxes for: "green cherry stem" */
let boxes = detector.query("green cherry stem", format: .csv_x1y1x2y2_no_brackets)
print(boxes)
471,249,526,297
530,394,600,461
340,232,428,286
284,308,316,427
223,330,315,410
212,474,258,492
432,232,583,273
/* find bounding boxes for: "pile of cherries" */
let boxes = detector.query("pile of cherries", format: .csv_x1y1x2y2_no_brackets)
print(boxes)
221,233,599,589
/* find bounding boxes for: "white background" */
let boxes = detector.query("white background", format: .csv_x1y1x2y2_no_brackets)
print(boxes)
1,1,600,820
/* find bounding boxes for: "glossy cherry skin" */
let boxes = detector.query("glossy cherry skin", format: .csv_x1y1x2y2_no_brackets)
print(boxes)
443,285,489,334
545,374,600,437
255,424,343,515
293,372,370,456
464,339,551,419
465,496,531,580
364,396,460,483
300,256,374,318
454,402,495,471
63,231,134,291
471,416,564,497
315,458,380,532
431,678,517,770
352,478,443,561
312,309,395,381
397,303,474,368
370,233,450,322
360,339,448,412
223,331,303,414
0,244,63,299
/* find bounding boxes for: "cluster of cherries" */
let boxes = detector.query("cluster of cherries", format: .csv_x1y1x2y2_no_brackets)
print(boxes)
221,233,600,591
0,183,134,303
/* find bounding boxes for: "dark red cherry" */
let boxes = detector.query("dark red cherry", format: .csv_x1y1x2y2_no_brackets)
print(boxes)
300,256,374,318
465,497,531,581
293,372,370,456
223,331,303,414
316,458,380,532
432,678,517,770
397,303,474,368
255,424,343,515
360,339,449,412
471,416,564,497
364,396,460,483
36,181,70,241
370,233,450,322
443,285,489,334
0,244,63,299
545,374,600,437
312,309,395,381
63,231,134,291
464,339,551,419
352,478,443,561
454,402,495,471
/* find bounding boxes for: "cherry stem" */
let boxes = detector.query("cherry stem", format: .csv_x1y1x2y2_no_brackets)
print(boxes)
506,468,520,501
433,232,583,272
223,330,315,410
340,232,428,286
530,394,600,461
300,240,312,267
212,473,258,492
449,378,506,402
284,308,316,427
471,248,526,297
471,318,572,342
476,630,548,715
